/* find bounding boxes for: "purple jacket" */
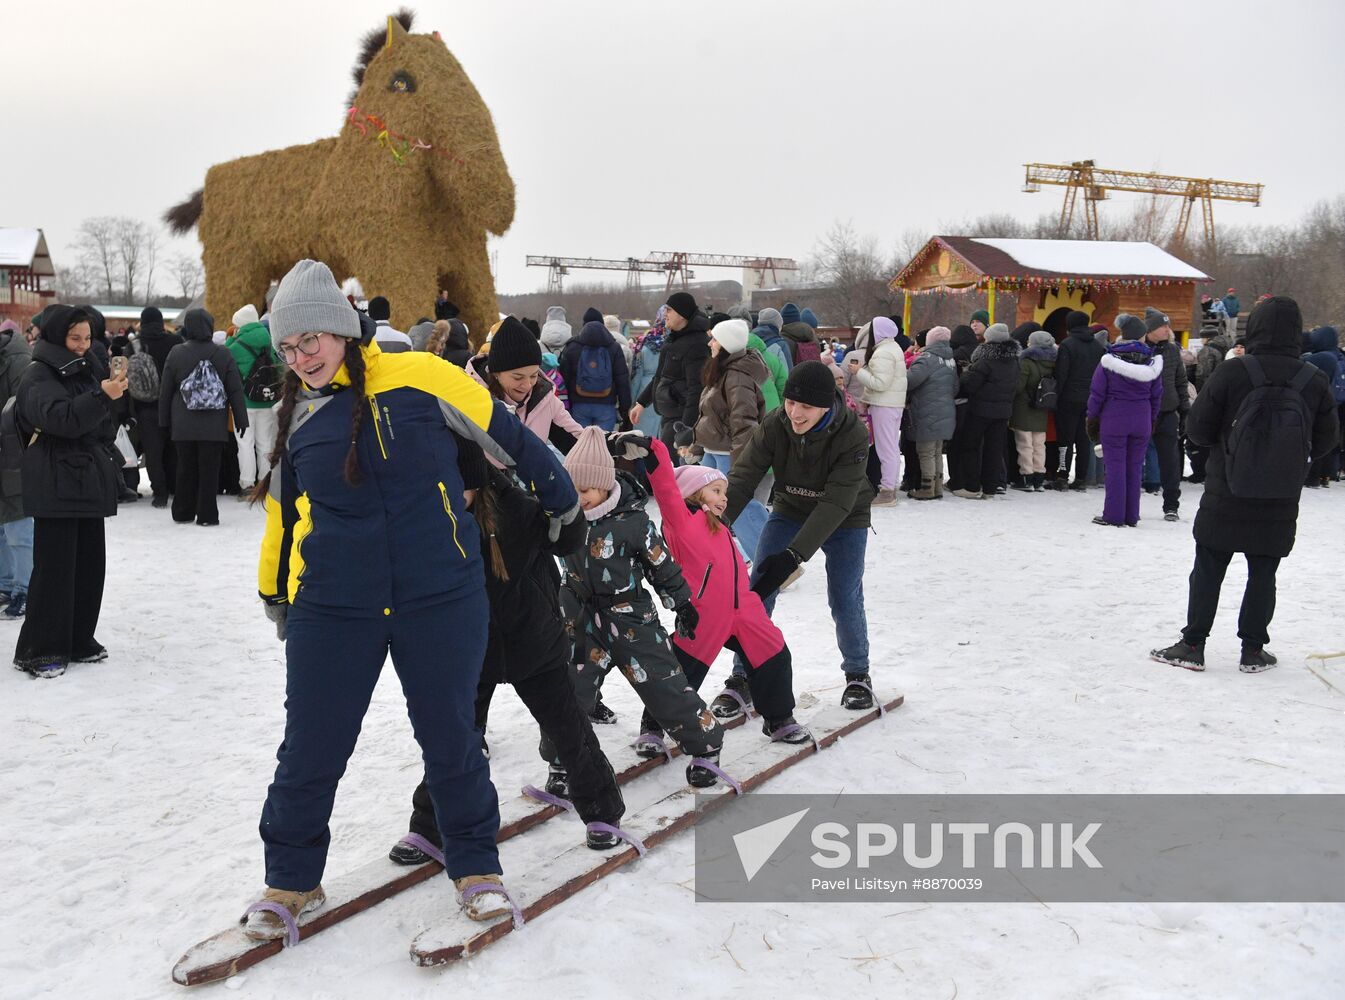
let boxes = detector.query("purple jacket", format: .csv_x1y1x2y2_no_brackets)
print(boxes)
1087,345,1163,435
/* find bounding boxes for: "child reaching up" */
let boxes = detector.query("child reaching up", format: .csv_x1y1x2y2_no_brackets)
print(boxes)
610,433,811,744
554,427,726,788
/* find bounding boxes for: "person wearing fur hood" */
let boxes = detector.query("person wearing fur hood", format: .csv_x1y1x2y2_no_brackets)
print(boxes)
948,323,1019,498
1086,330,1163,526
540,305,572,353
852,317,908,505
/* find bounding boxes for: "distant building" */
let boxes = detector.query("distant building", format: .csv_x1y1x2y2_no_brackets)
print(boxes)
0,228,56,324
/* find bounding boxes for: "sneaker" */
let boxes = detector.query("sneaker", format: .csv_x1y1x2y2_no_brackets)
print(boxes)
544,762,570,799
951,489,984,500
242,885,326,940
588,696,618,725
872,488,899,507
197,519,220,527
2,594,26,619
388,838,435,866
685,750,722,788
1239,648,1279,673
991,485,1007,496
71,643,108,663
1150,640,1205,671
710,674,752,720
633,731,667,759
841,674,875,710
1011,481,1035,493
117,487,139,504
1069,482,1088,492
762,715,813,744
1092,515,1120,527
585,824,622,851
151,495,169,509
1163,511,1180,522
19,656,67,679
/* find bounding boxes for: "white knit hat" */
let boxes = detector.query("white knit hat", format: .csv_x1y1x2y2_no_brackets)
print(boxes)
232,304,260,327
711,318,750,355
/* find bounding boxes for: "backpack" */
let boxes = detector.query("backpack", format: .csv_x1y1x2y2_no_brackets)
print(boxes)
1223,356,1317,500
241,340,283,405
1031,372,1059,410
793,340,822,365
180,358,228,411
574,343,614,398
127,341,160,402
1332,356,1345,405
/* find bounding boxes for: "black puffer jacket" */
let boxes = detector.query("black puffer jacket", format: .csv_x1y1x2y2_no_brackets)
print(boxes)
0,327,33,523
1187,297,1338,558
442,320,472,368
637,313,710,427
959,340,1020,419
158,309,248,442
16,306,120,519
1143,335,1191,414
1054,324,1106,407
135,309,182,377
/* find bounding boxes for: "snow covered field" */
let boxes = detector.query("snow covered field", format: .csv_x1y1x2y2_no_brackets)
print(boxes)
2,485,1342,1000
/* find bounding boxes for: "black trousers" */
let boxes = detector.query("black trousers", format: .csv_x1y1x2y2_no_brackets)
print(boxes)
671,638,796,727
1187,444,1210,481
134,403,172,499
172,441,223,524
952,414,1009,493
415,661,624,839
14,516,106,667
1056,403,1091,484
1153,411,1183,513
1182,544,1280,649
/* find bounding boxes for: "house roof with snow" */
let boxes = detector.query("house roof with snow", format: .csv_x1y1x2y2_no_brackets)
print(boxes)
891,236,1210,292
0,228,55,276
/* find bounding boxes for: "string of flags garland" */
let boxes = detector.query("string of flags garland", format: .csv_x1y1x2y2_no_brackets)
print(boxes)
345,106,467,167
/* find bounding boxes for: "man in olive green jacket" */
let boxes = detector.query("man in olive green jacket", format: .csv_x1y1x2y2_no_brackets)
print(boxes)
719,361,876,712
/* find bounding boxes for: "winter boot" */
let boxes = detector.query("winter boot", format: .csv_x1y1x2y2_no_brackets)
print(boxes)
1011,476,1034,492
588,695,618,725
388,837,435,866
710,674,753,720
1150,640,1205,672
455,875,512,922
633,730,668,759
951,488,984,500
585,824,622,851
841,674,875,710
763,715,814,745
908,477,938,500
872,488,899,507
3,593,26,619
71,643,108,664
544,762,571,799
16,655,67,679
1032,473,1046,492
243,885,326,940
686,750,722,789
1239,648,1279,673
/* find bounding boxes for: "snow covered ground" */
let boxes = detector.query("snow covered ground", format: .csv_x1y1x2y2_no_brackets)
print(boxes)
2,484,1343,1000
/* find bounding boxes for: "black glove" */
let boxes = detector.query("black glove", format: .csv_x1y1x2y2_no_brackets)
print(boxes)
674,602,699,640
751,549,802,600
672,421,695,449
1085,417,1101,444
263,602,288,642
607,431,652,461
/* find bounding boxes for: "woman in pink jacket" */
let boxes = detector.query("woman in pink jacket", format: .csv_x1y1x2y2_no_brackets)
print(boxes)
610,433,811,744
468,316,583,464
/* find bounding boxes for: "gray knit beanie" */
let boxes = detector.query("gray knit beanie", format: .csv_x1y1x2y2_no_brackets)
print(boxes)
269,260,362,347
983,323,1011,343
1144,306,1170,333
1027,329,1056,350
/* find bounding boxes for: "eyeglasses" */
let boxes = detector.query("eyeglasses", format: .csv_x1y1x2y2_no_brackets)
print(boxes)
279,332,328,364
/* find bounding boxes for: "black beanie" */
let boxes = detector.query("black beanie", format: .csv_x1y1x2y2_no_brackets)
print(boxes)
140,305,163,325
1066,310,1091,331
488,316,543,372
368,296,391,321
582,307,604,325
783,360,836,409
521,317,542,339
455,437,490,492
666,291,698,321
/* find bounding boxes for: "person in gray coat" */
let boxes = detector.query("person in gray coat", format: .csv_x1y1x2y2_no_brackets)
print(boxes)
903,326,958,499
158,308,248,526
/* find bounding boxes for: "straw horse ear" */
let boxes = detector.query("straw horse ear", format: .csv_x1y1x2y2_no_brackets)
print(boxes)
387,14,409,47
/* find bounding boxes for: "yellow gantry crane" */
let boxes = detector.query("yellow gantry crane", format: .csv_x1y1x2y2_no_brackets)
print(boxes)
1022,160,1263,253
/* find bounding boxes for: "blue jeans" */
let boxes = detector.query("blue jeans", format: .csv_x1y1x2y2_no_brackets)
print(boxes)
732,513,870,678
1142,441,1160,488
0,518,34,597
701,452,768,564
570,401,618,431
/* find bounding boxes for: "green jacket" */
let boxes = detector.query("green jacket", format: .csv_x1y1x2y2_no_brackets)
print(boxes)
725,395,873,561
1010,355,1055,433
747,332,787,412
225,321,276,409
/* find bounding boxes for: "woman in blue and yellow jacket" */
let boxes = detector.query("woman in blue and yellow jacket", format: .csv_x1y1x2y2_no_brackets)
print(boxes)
243,260,578,939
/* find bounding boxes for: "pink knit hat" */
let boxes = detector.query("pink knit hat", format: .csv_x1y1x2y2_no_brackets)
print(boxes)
673,463,726,500
562,426,615,491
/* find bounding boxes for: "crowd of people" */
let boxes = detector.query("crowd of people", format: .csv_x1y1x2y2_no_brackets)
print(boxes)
1,261,1338,938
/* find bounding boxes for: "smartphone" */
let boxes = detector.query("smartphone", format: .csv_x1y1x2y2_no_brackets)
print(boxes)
111,356,129,378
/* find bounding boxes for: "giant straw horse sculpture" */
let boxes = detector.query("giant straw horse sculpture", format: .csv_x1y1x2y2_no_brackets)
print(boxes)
165,10,512,345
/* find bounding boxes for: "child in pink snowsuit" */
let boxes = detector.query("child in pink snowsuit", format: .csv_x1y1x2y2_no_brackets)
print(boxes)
618,434,809,742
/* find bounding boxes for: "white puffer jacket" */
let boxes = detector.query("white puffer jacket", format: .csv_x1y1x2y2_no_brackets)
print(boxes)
855,332,908,408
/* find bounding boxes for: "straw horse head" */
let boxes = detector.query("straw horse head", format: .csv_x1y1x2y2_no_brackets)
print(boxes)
166,10,513,345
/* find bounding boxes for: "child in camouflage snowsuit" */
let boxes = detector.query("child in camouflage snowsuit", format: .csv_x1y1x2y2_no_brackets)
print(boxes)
552,427,725,787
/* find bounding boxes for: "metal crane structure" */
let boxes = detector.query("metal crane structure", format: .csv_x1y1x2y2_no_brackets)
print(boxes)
526,252,800,294
524,256,668,295
1022,160,1263,253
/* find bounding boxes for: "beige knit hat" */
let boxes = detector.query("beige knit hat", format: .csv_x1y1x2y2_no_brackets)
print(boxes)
562,426,615,491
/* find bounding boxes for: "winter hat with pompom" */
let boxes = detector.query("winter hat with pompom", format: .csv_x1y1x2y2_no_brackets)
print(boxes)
673,463,727,501
562,426,616,492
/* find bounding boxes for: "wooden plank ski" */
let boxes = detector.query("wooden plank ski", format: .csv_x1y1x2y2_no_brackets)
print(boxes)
171,709,751,986
411,694,904,967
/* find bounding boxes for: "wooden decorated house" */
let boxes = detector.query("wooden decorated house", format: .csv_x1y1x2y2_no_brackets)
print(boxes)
890,237,1210,340
0,228,57,325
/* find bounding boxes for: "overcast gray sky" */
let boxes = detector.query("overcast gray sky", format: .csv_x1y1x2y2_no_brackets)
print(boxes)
10,0,1344,297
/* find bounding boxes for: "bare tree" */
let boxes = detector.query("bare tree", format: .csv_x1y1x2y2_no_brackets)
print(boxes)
114,218,150,302
807,221,899,327
168,252,205,300
142,227,162,302
74,216,119,300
